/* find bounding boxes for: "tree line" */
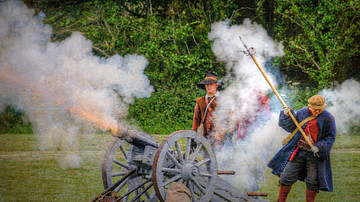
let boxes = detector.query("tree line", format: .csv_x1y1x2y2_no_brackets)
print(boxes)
1,0,359,134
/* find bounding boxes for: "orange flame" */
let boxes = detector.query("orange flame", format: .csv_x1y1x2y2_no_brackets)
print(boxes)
69,106,119,134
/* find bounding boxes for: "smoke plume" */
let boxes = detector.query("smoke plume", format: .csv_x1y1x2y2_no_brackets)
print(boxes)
0,1,153,168
208,19,360,191
207,19,286,191
321,79,360,135
208,19,284,136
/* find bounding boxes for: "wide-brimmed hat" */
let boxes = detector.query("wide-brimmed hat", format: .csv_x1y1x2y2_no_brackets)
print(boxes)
197,72,218,90
308,95,327,110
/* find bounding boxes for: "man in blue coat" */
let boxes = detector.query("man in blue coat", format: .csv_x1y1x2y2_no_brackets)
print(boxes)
268,95,336,202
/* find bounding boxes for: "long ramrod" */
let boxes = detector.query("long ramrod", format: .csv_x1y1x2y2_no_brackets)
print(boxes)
238,36,318,156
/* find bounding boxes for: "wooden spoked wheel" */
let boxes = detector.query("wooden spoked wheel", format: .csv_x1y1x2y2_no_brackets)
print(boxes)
152,130,217,202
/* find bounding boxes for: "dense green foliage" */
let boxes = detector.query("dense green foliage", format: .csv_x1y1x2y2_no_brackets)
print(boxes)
257,0,360,89
21,0,251,134
0,106,33,134
1,0,359,134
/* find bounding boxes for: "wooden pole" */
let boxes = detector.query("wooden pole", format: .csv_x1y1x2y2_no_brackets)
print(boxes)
239,36,315,149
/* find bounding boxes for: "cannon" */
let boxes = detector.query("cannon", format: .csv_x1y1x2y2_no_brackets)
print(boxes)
92,129,268,202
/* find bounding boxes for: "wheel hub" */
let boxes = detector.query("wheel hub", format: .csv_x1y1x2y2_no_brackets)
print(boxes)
181,163,200,181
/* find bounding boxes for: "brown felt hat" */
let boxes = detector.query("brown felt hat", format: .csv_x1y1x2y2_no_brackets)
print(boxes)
197,72,218,90
308,95,327,110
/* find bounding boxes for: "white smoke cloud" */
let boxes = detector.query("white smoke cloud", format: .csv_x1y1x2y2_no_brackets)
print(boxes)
208,19,286,191
0,0,153,168
321,79,360,135
208,19,284,135
217,115,286,191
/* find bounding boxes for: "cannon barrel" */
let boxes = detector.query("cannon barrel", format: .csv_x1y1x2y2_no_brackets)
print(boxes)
114,128,159,148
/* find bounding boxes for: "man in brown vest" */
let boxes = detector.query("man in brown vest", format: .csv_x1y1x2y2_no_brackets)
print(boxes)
192,72,235,152
192,72,219,140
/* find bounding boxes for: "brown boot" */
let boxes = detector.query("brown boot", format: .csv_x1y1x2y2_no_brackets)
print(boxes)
306,188,317,202
278,184,292,202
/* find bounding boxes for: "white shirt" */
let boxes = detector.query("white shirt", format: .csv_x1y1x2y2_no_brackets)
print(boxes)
205,91,219,99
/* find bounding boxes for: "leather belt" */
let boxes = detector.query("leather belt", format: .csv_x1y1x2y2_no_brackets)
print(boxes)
298,140,311,151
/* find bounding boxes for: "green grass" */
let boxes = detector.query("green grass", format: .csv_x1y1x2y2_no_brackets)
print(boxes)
0,133,114,201
0,133,359,201
258,151,360,201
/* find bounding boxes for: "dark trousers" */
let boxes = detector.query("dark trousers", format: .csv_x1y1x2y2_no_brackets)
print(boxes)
280,149,319,190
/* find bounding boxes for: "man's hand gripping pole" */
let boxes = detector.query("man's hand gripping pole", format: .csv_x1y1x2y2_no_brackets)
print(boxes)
238,36,318,157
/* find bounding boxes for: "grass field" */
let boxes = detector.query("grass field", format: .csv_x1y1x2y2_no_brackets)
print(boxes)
0,133,359,201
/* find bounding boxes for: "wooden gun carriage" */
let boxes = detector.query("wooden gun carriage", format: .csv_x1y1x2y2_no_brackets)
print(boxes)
92,129,267,202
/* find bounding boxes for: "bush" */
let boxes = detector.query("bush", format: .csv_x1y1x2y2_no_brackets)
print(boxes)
0,106,33,134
